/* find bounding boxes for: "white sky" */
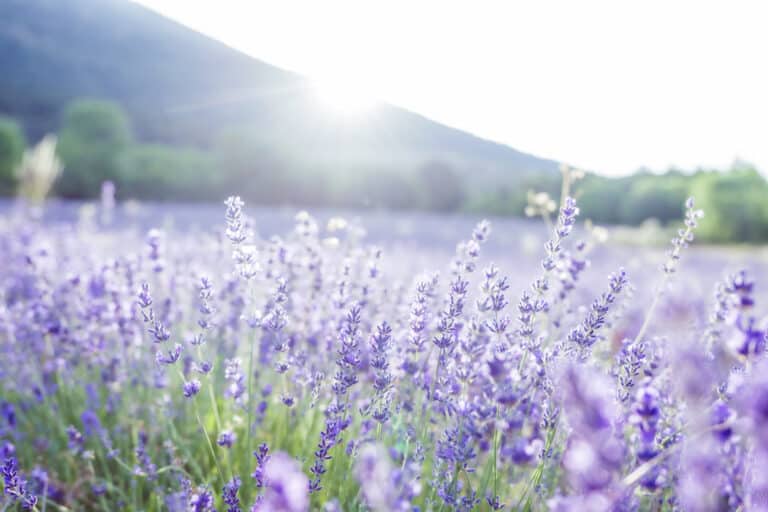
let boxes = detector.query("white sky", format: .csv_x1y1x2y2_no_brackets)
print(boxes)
135,0,768,175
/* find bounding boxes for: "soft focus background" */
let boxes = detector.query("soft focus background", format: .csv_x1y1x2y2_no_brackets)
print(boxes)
0,0,767,244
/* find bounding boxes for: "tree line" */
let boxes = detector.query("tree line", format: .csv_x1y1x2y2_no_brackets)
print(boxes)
1,99,767,243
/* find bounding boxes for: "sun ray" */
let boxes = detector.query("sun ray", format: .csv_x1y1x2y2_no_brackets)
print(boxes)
311,75,377,117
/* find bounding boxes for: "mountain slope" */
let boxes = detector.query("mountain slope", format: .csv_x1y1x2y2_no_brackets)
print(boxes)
0,0,559,180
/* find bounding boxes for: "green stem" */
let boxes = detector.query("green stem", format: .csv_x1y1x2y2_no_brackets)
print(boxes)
492,412,499,498
194,398,224,485
518,423,558,510
246,329,256,456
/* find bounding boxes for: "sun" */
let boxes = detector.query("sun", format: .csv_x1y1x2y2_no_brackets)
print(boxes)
311,75,377,117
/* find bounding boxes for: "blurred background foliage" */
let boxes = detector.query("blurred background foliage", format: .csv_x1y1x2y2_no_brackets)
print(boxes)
0,116,26,194
55,100,132,197
1,98,767,244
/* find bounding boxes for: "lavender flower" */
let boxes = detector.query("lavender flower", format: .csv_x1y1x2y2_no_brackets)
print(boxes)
223,476,241,512
615,338,647,403
308,414,340,494
406,274,438,356
736,361,768,510
369,321,393,424
66,425,84,454
663,197,703,275
310,304,363,493
138,281,153,309
254,452,309,512
516,197,580,355
543,196,579,272
134,430,157,480
6,185,768,511
567,269,628,352
225,196,248,245
631,383,663,491
354,444,399,511
252,443,270,489
217,430,236,448
189,487,216,512
146,229,165,273
224,359,246,402
332,305,363,397
156,343,182,365
183,380,201,398
559,365,623,498
2,457,38,509
432,275,468,352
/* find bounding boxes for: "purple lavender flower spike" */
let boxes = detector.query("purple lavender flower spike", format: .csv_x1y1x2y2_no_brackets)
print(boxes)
2,457,38,510
222,476,242,512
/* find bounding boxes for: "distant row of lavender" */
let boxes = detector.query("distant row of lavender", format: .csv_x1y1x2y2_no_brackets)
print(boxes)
0,190,766,511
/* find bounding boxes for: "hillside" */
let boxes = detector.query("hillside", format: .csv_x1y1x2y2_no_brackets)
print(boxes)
0,0,559,184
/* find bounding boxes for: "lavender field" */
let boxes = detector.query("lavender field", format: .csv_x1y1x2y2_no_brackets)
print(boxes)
1,194,768,512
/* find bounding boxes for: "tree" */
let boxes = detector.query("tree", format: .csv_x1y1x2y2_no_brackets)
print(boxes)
576,174,632,225
618,174,688,225
56,99,132,197
692,168,768,243
0,117,26,194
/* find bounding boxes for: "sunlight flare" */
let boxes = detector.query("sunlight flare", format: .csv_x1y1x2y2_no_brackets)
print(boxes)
311,75,377,116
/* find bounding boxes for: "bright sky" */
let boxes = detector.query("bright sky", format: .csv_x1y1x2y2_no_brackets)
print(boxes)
136,0,768,175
